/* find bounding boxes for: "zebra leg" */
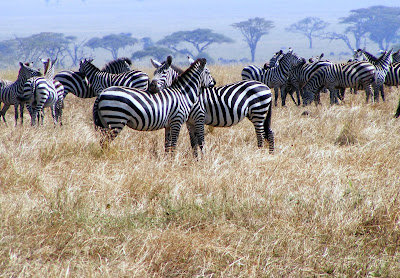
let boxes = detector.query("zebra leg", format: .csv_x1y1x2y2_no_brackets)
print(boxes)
263,103,274,154
186,123,199,157
1,104,10,124
167,123,183,153
14,105,19,127
19,103,24,125
51,105,58,126
273,87,279,106
395,97,400,118
364,84,373,103
380,85,385,102
164,127,172,152
373,84,380,103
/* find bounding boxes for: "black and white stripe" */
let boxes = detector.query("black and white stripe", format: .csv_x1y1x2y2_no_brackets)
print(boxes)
79,58,149,95
355,49,393,102
150,56,274,155
302,61,376,104
0,62,42,125
385,62,400,87
55,58,137,100
242,49,304,106
93,58,214,152
21,58,63,126
286,59,333,105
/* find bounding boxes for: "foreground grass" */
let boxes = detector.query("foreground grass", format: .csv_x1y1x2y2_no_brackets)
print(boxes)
1,65,400,277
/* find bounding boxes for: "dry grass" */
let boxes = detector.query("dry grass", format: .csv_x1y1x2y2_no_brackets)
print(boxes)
1,65,400,277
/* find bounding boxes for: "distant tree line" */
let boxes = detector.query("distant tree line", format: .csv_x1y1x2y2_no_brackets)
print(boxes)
0,5,399,68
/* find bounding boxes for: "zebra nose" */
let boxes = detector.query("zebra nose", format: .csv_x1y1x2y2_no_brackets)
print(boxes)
149,80,159,93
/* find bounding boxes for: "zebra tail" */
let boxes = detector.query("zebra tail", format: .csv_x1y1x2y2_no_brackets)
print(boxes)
93,96,106,129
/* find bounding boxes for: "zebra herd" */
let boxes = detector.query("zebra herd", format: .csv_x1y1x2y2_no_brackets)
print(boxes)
1,47,400,156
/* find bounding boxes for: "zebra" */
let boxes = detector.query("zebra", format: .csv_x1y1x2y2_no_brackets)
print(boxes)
385,62,400,88
55,58,138,100
263,50,284,69
242,48,304,106
150,56,275,155
302,61,376,105
354,48,393,102
286,58,333,105
21,58,62,126
391,49,400,63
79,58,149,96
0,62,42,125
148,55,184,94
93,58,215,152
101,57,132,74
242,50,283,81
54,70,93,99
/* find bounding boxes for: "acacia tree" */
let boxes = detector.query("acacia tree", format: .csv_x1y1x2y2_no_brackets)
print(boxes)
338,8,373,50
232,17,274,62
364,6,400,50
286,17,329,49
85,33,138,60
157,28,233,59
131,46,174,62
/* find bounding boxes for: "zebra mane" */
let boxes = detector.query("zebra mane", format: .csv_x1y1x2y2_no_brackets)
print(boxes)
101,57,132,71
169,58,206,87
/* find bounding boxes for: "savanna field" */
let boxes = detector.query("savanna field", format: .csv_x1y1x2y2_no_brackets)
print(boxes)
1,64,400,277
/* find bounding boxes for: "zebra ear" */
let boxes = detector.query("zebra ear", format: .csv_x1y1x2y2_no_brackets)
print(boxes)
187,56,195,65
166,55,172,66
150,58,162,68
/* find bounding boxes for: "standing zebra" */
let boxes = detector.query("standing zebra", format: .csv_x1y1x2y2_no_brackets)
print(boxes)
79,58,149,95
22,58,62,126
56,57,138,100
242,48,304,106
0,62,42,125
354,49,393,102
302,61,376,104
286,59,333,105
150,56,275,155
93,58,215,152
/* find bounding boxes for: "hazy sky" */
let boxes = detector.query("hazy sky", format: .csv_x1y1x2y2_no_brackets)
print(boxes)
1,0,399,63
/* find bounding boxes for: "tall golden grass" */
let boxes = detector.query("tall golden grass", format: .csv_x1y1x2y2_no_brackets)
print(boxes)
1,65,400,277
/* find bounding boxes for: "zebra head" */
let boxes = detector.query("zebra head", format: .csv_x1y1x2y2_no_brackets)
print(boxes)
187,56,215,88
149,55,176,93
79,58,95,75
19,62,42,80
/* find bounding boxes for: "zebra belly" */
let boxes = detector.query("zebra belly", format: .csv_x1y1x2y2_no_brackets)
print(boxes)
98,90,176,131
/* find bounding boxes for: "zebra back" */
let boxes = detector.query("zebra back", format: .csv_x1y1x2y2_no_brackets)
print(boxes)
93,58,209,150
392,49,400,63
79,58,149,94
55,70,94,98
5,62,42,104
101,57,132,74
385,62,400,86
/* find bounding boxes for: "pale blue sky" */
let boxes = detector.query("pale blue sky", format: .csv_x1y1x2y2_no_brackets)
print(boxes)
1,0,399,62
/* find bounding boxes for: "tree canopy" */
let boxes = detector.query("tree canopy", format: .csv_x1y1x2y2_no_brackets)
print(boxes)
286,17,329,49
157,28,233,58
231,17,274,62
131,46,174,62
85,33,138,60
